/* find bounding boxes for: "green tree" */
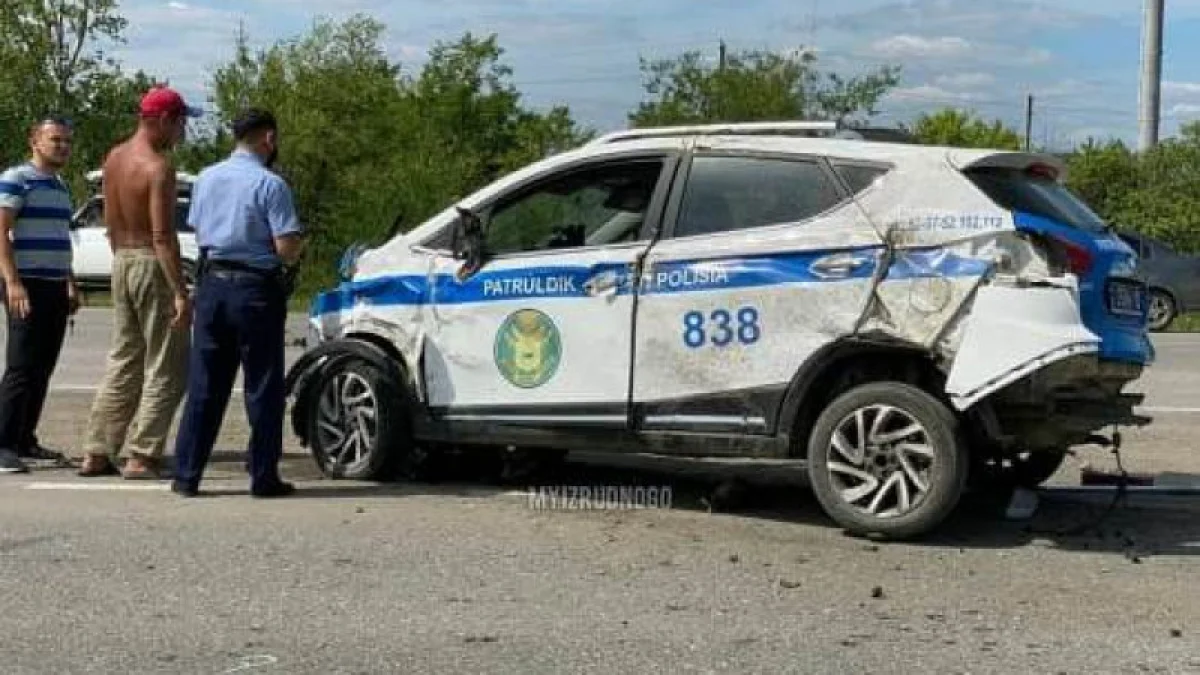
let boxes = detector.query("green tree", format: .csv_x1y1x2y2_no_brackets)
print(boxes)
629,46,899,127
1062,139,1138,224
0,0,157,195
206,17,592,299
1057,123,1200,254
909,108,1023,150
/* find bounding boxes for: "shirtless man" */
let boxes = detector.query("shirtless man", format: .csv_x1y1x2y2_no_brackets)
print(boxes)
78,87,201,479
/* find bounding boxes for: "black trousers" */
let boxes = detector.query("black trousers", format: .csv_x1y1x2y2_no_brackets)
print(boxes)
172,269,287,490
0,277,70,451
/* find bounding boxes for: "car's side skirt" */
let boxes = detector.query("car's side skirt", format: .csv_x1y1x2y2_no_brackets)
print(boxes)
414,405,790,459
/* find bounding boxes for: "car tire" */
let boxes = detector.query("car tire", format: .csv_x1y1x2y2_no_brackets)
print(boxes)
1147,288,1176,332
806,381,969,540
305,357,415,481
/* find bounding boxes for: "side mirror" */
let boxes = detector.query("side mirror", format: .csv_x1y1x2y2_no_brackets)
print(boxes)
337,243,367,281
452,206,486,281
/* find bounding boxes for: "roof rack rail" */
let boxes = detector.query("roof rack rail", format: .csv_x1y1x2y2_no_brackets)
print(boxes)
587,120,843,146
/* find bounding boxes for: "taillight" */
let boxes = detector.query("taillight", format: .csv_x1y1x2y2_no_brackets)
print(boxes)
1028,232,1094,277
1056,236,1094,275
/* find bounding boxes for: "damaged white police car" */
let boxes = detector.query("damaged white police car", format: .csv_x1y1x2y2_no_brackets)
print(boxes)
286,121,1153,540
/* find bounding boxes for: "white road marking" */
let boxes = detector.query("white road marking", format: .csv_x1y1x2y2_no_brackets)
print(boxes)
24,482,170,491
1139,406,1200,414
222,655,279,673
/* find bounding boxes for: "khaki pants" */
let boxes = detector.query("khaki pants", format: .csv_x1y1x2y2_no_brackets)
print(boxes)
83,249,189,460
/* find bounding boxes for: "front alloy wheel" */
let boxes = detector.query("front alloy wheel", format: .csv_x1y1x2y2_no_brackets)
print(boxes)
306,359,407,481
315,370,379,475
807,382,968,540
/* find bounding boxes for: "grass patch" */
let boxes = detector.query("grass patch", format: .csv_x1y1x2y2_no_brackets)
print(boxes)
1169,312,1200,333
79,289,111,306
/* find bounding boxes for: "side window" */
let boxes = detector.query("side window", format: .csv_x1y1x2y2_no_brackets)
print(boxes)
82,200,104,228
484,158,665,256
673,155,844,239
833,163,888,194
176,202,194,233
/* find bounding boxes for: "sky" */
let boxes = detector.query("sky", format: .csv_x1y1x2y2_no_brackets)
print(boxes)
108,0,1200,149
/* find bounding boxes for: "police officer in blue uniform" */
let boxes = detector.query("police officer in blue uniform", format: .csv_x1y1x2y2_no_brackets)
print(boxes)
171,109,304,497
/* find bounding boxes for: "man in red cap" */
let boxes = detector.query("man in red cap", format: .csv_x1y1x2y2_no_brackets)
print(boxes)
77,85,201,479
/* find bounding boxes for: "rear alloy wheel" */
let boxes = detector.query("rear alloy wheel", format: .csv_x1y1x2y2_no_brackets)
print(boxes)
1147,289,1176,332
807,382,968,540
307,359,409,481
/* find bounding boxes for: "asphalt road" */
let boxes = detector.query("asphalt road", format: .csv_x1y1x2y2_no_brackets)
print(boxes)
0,310,1198,673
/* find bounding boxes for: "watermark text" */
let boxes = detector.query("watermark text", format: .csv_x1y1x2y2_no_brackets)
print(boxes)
525,485,674,511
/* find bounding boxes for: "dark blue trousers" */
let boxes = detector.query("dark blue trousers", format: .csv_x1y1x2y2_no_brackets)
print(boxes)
173,271,287,491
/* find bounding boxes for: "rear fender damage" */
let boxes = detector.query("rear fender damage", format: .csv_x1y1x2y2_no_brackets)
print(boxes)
941,278,1101,411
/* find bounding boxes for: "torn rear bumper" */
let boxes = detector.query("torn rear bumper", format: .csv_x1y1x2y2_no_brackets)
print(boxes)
945,281,1102,411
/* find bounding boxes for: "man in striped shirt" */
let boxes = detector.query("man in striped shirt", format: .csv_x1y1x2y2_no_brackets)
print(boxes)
0,117,81,474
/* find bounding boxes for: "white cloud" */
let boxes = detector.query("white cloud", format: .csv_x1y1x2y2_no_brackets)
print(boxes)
1164,81,1200,96
870,34,972,59
1017,48,1053,65
888,84,978,103
934,72,994,89
1168,103,1200,117
110,1,251,108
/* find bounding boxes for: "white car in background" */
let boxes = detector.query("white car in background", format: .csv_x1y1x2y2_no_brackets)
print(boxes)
70,169,200,289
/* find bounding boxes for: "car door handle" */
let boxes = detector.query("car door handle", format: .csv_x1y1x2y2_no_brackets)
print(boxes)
810,253,870,278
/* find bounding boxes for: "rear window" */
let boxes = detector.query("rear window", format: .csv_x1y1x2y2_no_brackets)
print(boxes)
833,163,888,194
965,167,1109,234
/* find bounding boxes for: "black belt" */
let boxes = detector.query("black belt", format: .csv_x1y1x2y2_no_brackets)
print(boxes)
206,259,278,277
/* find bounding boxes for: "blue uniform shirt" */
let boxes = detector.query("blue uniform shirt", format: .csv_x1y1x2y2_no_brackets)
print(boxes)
188,149,301,271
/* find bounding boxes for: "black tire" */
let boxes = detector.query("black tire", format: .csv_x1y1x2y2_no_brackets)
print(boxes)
305,357,413,481
806,381,969,540
1147,288,1176,332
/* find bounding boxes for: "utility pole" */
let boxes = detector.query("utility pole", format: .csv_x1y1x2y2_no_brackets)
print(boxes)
1138,0,1165,151
1025,94,1034,151
716,39,727,121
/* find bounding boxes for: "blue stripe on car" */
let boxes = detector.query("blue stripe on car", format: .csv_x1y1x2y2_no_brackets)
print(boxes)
312,246,993,316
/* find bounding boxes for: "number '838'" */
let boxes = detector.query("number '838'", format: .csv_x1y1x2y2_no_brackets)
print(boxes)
683,307,761,348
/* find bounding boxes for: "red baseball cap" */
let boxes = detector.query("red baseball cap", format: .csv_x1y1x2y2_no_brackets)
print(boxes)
139,86,202,118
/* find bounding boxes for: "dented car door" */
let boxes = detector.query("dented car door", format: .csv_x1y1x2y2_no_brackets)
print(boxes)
421,152,681,427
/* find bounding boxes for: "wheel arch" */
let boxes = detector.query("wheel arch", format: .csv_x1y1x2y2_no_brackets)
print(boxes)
775,338,949,457
285,333,414,447
1150,284,1181,311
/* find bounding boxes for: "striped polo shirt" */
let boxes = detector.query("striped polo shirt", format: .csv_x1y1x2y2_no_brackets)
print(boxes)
0,162,74,280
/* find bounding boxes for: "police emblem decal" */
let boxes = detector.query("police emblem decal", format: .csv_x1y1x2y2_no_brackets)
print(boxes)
494,309,563,389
